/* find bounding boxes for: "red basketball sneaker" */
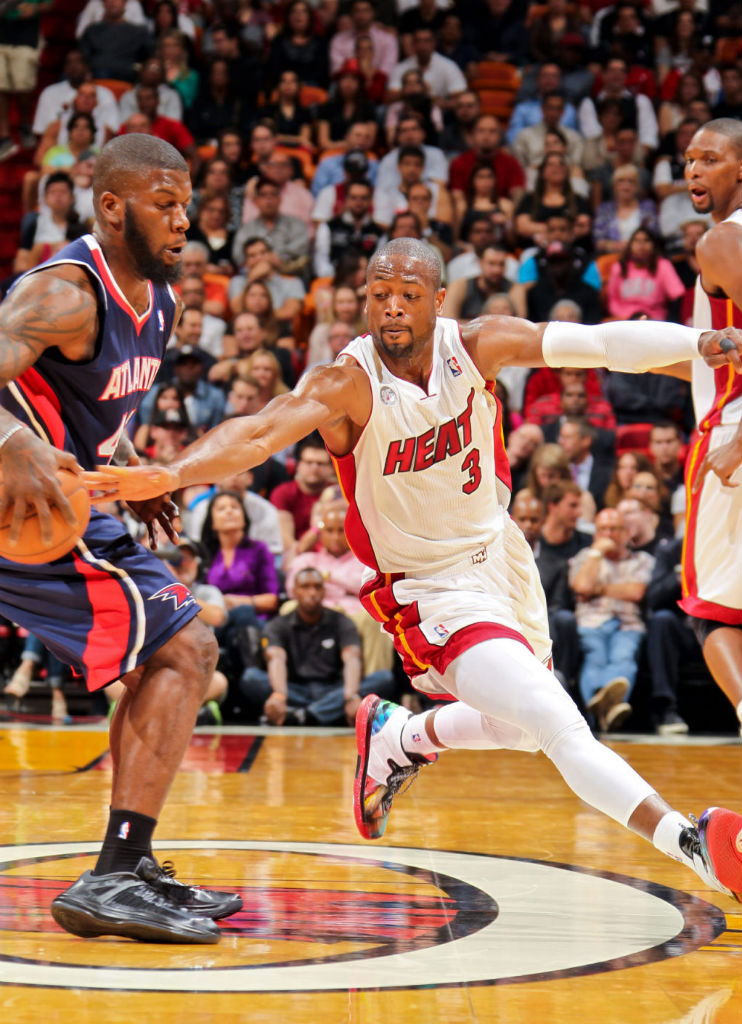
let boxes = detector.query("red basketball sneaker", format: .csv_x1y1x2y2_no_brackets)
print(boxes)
353,695,438,840
680,807,742,901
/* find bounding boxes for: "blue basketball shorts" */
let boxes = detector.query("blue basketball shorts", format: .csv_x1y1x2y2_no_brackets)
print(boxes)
0,509,199,690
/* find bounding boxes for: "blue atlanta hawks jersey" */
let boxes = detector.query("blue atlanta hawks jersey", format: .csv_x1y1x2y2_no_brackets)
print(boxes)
0,234,177,470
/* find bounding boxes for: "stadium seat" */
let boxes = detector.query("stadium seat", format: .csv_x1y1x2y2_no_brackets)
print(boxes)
93,79,134,102
615,422,654,456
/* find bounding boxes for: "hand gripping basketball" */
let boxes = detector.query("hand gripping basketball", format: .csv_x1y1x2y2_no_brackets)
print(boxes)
0,468,90,564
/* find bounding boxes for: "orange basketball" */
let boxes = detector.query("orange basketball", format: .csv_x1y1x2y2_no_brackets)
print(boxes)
0,469,91,564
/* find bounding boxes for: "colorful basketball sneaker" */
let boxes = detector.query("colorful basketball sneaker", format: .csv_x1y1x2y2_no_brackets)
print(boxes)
136,856,243,919
354,695,438,840
680,807,742,902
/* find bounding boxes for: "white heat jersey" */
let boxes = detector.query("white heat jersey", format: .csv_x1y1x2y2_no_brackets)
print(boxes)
691,207,742,429
333,317,512,575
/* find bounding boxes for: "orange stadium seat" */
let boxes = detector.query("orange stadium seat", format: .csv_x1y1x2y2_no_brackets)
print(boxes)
93,79,133,102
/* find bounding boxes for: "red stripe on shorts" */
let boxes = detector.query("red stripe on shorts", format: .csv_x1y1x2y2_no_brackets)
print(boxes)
72,551,134,690
361,573,534,679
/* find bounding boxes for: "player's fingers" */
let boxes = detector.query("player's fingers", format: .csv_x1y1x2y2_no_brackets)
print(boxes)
6,497,27,547
720,335,742,372
56,451,83,475
692,459,709,494
146,520,158,549
33,494,55,546
157,509,180,544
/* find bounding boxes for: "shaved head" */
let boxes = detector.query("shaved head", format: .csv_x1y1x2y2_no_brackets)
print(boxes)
368,237,442,290
93,134,188,210
697,118,742,158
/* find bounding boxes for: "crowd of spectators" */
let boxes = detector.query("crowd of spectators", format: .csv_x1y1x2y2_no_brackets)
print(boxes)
1,0,740,733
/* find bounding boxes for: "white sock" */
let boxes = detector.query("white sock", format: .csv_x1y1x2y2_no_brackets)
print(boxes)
653,810,693,864
401,711,443,757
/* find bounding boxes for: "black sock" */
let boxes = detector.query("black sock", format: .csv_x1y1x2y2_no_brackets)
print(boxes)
93,808,157,875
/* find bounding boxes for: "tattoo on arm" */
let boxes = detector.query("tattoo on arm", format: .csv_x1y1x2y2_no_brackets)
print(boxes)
0,275,97,392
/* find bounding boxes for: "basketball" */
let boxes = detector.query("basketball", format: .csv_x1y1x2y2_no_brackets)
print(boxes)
0,469,91,564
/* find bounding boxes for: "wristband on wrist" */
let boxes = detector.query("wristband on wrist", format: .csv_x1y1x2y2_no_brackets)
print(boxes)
587,548,603,559
0,423,25,452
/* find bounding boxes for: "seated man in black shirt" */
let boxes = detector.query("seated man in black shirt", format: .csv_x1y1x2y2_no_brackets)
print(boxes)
535,480,592,690
240,567,396,726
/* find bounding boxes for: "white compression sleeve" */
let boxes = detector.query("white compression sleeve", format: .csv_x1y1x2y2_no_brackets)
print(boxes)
542,320,702,372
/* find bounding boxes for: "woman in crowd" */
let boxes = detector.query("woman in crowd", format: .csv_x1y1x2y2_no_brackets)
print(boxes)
201,492,279,618
186,191,236,273
354,33,388,104
657,70,709,137
200,491,280,672
238,349,290,412
593,165,658,255
265,0,329,90
384,67,442,148
526,443,596,524
316,61,377,151
149,0,196,42
305,284,364,368
236,280,286,346
132,382,192,454
457,160,514,245
259,68,314,152
605,227,686,322
190,157,244,231
602,451,655,509
158,28,199,111
188,57,241,146
514,153,590,247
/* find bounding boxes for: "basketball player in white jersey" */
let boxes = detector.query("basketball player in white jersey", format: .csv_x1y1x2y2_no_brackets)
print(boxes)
681,118,742,732
88,238,742,903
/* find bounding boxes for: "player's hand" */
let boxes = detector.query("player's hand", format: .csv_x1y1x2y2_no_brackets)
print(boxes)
698,328,742,372
693,438,742,492
127,495,182,548
0,428,82,547
83,464,180,503
264,691,287,726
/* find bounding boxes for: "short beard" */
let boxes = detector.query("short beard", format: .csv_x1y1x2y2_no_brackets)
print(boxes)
124,203,182,285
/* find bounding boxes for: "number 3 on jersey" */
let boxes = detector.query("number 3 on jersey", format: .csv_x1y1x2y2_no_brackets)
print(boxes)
461,448,481,494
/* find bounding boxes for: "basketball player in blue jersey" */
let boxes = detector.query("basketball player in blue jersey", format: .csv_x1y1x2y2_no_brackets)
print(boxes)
0,135,242,943
92,237,742,903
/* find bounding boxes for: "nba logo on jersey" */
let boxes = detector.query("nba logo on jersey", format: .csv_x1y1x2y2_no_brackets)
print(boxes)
380,385,397,406
118,821,131,840
158,309,165,332
447,356,462,377
433,624,450,639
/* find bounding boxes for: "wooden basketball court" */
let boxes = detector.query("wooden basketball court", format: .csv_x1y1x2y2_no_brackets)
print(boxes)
0,720,740,1023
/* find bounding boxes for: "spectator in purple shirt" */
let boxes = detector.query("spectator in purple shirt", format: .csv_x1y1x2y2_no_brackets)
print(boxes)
200,491,280,673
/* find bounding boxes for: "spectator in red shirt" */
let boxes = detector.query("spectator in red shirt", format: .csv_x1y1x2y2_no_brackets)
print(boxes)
528,368,617,436
449,114,526,207
270,433,336,553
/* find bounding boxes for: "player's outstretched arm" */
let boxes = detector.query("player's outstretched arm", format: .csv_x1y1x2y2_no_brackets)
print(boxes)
461,314,742,379
87,360,371,502
0,271,97,544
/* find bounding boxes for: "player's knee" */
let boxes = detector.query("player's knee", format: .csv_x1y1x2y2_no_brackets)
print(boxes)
173,618,219,697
